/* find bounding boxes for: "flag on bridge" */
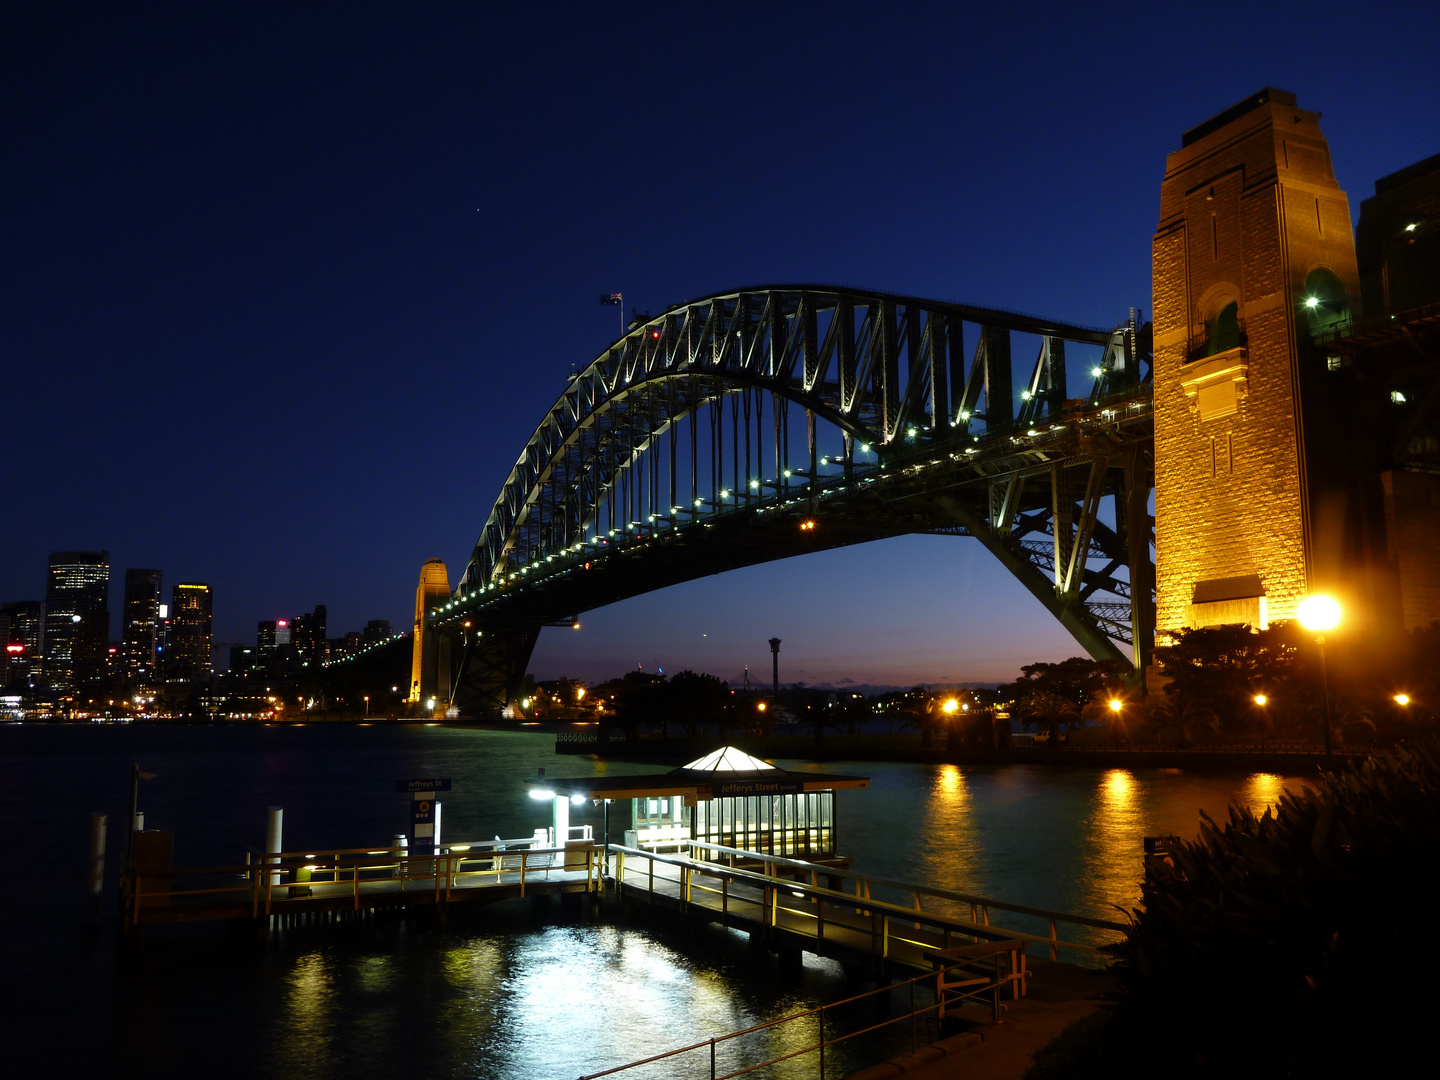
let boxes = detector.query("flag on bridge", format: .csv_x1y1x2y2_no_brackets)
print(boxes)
599,293,623,305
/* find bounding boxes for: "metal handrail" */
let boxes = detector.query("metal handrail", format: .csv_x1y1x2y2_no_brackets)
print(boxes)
124,842,602,925
681,840,1127,933
576,950,1019,1080
613,844,1112,961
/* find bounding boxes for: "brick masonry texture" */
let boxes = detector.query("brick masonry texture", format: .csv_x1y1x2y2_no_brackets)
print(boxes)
1153,99,1359,635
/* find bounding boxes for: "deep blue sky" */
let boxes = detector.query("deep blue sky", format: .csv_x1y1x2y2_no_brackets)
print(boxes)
4,2,1437,686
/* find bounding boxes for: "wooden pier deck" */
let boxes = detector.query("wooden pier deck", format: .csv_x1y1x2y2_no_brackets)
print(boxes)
124,838,602,928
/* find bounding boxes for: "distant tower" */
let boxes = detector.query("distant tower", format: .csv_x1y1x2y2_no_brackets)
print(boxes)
122,569,163,680
44,551,110,689
169,583,213,679
768,637,781,694
409,559,451,708
1152,89,1369,638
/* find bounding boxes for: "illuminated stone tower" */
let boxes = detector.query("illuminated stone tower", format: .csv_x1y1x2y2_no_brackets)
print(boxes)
408,558,451,708
1152,89,1364,636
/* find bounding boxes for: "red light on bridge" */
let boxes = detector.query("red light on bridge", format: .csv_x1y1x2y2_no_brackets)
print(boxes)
651,330,660,340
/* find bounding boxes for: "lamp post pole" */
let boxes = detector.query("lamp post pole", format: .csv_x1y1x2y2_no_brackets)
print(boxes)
1316,634,1333,766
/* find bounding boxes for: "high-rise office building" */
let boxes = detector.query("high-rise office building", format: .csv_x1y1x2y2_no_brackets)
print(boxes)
1,600,43,687
291,605,327,668
43,551,110,689
169,582,212,680
122,569,163,681
256,618,293,672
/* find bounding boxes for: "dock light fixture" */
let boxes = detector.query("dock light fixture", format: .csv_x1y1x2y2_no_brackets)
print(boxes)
570,793,586,806
1253,693,1268,707
529,789,555,800
1395,693,1411,707
1406,223,1418,232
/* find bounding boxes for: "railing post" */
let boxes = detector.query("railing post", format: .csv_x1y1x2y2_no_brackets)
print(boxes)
818,1004,826,1077
520,851,527,897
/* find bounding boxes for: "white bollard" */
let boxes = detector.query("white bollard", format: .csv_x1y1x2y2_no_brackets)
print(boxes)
432,803,442,857
266,807,283,886
89,813,107,898
133,811,144,834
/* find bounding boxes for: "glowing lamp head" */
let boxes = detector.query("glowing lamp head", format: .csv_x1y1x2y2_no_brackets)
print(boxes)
1395,693,1411,707
942,698,959,714
1108,698,1122,713
1304,295,1320,309
1298,594,1341,632
529,788,555,800
756,701,767,712
570,793,586,805
1253,693,1268,707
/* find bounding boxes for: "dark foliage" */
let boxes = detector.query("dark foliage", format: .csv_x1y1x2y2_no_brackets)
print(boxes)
1102,744,1440,1076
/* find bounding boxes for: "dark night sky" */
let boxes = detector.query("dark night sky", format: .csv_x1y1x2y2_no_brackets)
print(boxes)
4,2,1437,686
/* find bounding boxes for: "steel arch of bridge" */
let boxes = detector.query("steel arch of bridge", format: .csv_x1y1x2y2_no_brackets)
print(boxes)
436,285,1154,716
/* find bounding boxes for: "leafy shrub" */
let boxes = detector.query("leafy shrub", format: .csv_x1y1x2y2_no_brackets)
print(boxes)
1102,745,1440,1076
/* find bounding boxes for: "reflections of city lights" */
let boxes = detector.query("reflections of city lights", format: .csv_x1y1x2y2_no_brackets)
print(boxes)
912,764,978,919
352,953,394,994
1241,772,1290,815
936,763,966,803
280,952,335,1070
1078,769,1144,919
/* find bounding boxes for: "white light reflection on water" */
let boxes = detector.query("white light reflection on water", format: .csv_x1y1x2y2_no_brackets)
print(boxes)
488,926,759,1078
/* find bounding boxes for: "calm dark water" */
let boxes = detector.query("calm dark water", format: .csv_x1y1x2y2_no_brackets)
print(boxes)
0,724,1312,1078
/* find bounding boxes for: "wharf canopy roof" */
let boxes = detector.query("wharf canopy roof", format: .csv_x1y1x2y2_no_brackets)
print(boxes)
528,746,869,801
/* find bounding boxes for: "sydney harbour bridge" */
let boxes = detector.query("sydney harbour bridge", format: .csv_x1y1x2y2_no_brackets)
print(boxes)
429,285,1156,716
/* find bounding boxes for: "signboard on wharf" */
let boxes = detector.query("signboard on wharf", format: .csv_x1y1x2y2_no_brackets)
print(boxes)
712,779,805,797
395,778,452,793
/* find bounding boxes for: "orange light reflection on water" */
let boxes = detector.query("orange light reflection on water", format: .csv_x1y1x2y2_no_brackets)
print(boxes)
916,764,977,918
1079,769,1143,918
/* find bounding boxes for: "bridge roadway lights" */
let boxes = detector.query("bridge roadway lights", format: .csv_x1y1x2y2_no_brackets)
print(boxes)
443,289,1150,711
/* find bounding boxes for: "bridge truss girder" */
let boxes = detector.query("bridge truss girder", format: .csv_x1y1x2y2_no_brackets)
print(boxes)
439,285,1152,715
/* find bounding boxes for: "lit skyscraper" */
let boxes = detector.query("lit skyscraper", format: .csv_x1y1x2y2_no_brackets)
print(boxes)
122,569,163,680
1,600,43,687
291,605,327,668
169,582,213,680
43,551,110,689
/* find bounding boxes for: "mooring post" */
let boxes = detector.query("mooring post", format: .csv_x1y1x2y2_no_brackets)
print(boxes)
88,812,107,918
265,807,283,885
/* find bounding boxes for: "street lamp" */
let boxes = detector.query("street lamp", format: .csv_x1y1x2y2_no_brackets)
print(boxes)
1253,693,1269,751
1297,594,1341,765
1108,698,1123,750
1394,693,1411,707
363,695,369,716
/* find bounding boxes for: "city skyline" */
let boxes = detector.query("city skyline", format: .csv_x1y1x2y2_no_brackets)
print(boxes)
5,3,1438,686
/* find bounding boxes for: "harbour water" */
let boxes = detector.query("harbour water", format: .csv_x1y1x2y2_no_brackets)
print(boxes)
0,723,1313,1077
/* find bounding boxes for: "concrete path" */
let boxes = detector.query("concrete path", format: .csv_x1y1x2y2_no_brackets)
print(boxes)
844,961,1114,1080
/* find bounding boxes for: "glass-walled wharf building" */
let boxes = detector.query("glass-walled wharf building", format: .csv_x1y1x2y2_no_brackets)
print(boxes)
529,747,869,863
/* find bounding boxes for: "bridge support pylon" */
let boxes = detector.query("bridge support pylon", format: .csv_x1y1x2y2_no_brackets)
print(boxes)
449,624,540,719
